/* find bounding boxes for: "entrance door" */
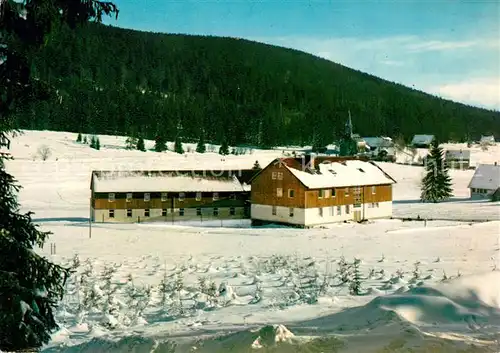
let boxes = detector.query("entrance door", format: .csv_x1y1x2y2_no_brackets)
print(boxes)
353,210,362,222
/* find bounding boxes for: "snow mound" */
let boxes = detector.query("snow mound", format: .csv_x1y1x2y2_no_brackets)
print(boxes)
297,271,500,332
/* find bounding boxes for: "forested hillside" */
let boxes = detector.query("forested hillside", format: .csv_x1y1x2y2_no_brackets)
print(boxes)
14,23,500,147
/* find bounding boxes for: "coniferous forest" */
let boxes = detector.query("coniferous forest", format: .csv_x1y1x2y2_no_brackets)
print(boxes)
14,23,500,148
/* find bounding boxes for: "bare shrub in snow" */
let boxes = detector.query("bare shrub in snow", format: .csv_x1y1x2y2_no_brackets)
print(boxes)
37,144,51,161
410,261,421,284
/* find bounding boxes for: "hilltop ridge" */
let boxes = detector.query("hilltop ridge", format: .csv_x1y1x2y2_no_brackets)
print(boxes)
15,23,500,147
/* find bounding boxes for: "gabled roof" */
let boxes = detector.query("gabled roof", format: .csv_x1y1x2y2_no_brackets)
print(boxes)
411,134,435,145
253,156,396,189
468,164,500,190
285,160,396,189
91,169,256,193
445,149,471,160
363,137,393,148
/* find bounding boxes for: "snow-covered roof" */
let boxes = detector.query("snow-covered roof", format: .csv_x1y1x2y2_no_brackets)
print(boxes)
411,135,435,145
92,171,247,193
445,149,471,160
363,137,393,148
468,164,500,190
285,160,396,189
480,135,495,143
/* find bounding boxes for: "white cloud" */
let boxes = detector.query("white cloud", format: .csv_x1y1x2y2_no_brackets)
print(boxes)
428,77,500,110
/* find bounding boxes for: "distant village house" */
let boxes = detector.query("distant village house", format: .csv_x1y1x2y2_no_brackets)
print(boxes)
479,135,496,145
468,163,500,199
445,149,471,170
411,134,435,148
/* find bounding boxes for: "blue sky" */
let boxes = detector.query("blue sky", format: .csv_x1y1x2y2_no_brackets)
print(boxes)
105,0,500,110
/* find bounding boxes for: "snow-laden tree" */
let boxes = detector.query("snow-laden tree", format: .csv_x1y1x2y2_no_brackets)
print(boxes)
420,139,453,202
0,0,118,350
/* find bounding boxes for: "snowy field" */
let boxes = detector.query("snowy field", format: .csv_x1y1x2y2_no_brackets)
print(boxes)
4,130,500,352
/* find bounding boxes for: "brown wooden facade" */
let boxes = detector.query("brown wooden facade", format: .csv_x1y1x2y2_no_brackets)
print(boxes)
92,191,248,210
251,158,393,209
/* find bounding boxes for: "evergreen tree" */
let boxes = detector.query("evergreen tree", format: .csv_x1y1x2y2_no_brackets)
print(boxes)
196,134,206,153
219,140,229,155
83,135,88,144
420,139,453,203
125,136,138,150
136,136,146,152
174,136,184,154
76,132,82,143
90,135,96,149
0,0,118,350
253,160,262,170
154,135,166,152
95,136,101,150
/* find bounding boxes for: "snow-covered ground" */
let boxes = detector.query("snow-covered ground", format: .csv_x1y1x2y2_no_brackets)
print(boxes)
4,130,500,352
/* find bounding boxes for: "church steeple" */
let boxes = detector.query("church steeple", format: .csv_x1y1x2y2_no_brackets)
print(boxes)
345,109,354,138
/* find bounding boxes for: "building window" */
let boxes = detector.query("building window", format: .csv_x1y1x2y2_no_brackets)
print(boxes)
127,209,132,217
272,206,277,215
213,192,219,201
272,172,277,180
196,207,202,216
324,189,330,198
345,188,349,196
109,209,115,218
144,209,150,217
337,206,342,215
230,193,236,200
161,192,168,201
318,189,324,198
179,192,185,201
213,207,219,216
376,202,380,208
288,189,295,198
289,208,294,217
345,205,350,214
126,193,132,202
179,208,184,216
144,193,150,202
371,186,376,194
230,207,235,216
162,209,167,217
277,172,283,180
196,192,202,201
330,206,335,216
108,193,115,202
319,208,323,217
331,188,336,197
276,188,283,197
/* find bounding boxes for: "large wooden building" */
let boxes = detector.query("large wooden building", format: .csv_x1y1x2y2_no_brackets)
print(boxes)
250,156,396,227
90,170,256,223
